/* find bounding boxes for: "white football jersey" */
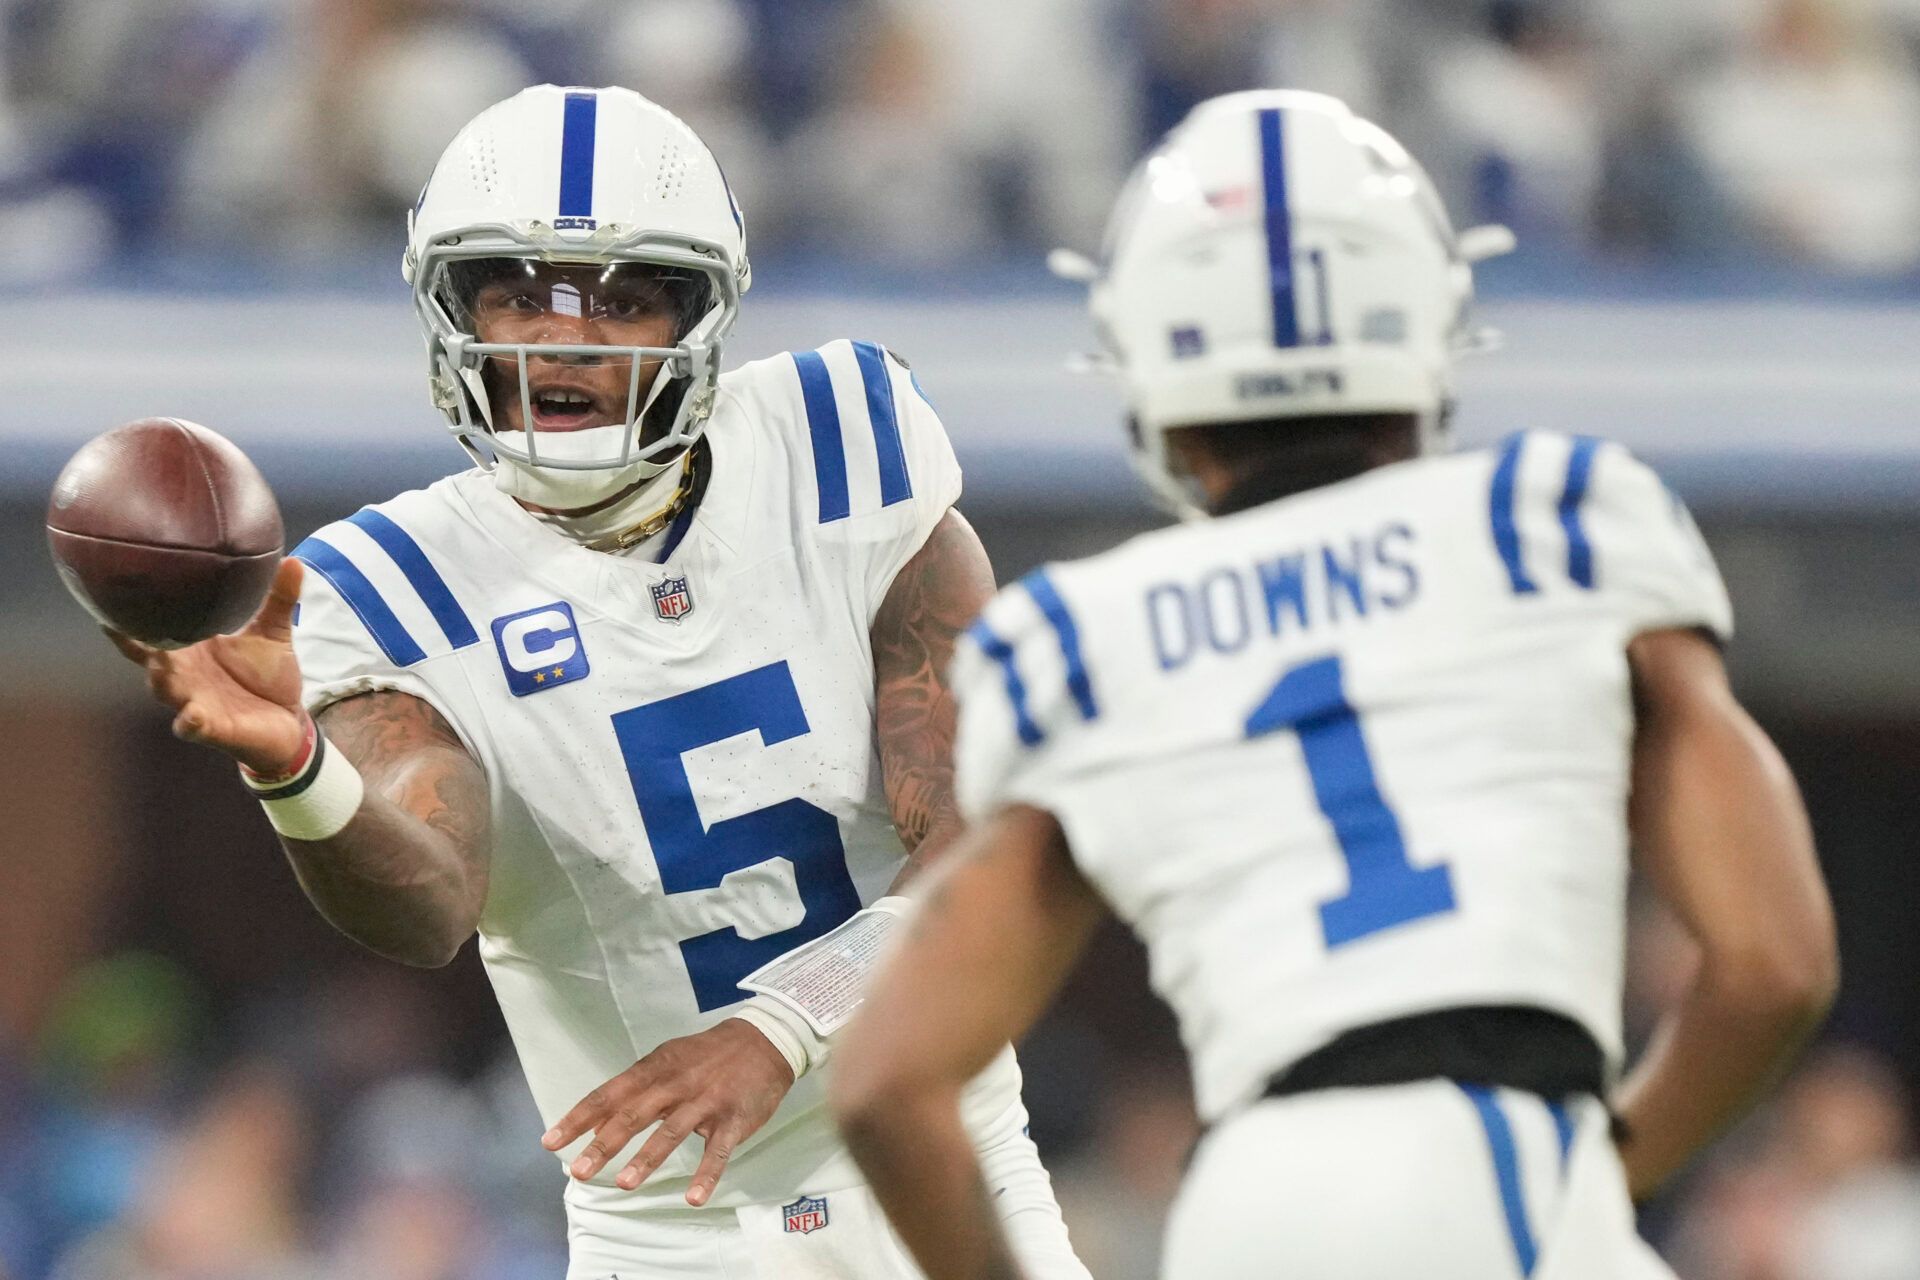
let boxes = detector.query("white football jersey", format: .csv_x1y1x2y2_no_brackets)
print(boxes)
952,432,1732,1124
291,339,1018,1210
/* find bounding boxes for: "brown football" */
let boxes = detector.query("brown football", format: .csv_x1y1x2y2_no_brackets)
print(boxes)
47,418,284,648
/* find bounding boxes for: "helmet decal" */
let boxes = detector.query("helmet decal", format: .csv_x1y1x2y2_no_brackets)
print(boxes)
556,90,598,229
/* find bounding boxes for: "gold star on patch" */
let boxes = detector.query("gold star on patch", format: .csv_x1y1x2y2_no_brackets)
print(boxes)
552,666,565,678
532,672,546,684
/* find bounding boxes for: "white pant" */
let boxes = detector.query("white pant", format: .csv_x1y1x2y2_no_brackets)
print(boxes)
564,1119,1091,1280
1164,1081,1677,1280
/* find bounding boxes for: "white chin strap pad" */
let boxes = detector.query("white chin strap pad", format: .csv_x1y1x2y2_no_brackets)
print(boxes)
489,422,676,509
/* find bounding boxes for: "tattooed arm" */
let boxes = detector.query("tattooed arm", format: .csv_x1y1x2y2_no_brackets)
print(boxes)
285,691,492,968
871,509,999,889
110,558,491,969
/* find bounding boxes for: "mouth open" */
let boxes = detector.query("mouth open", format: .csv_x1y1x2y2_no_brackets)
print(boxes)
528,387,613,432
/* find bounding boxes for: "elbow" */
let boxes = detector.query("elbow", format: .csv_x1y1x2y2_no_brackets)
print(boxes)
1706,928,1840,1032
365,923,472,970
828,1047,933,1153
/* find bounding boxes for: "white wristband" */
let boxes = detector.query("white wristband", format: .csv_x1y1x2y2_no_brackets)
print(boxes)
730,995,825,1081
241,729,365,841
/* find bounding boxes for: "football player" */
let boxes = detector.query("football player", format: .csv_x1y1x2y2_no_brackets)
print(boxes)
110,86,1089,1280
832,91,1838,1279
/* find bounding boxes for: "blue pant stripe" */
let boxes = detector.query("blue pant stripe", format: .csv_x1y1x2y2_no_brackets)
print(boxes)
1558,436,1602,589
1460,1084,1539,1277
558,91,598,219
968,620,1043,747
853,341,912,507
1020,569,1098,723
1257,108,1299,348
792,351,850,523
1546,1098,1577,1173
292,537,426,667
345,510,478,650
1489,434,1537,594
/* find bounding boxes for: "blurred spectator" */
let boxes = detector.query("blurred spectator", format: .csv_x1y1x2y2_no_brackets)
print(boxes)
1257,0,1391,122
47,1064,320,1280
1422,0,1606,246
1677,0,1920,273
597,0,779,244
1137,0,1273,142
1666,1044,1920,1280
168,0,531,260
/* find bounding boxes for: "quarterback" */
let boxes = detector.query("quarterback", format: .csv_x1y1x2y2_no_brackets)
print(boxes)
833,92,1838,1278
112,86,1087,1279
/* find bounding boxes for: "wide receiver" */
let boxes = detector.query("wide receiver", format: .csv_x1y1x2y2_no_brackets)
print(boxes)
832,91,1838,1279
113,86,1088,1279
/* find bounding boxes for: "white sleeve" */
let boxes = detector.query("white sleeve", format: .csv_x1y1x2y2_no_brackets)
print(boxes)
289,518,487,764
1579,442,1734,642
789,339,964,620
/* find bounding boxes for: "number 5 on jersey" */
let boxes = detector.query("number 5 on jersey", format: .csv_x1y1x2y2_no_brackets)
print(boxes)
1245,654,1456,949
612,661,862,1011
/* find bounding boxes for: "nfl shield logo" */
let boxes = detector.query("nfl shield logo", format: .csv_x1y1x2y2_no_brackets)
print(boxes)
782,1194,829,1235
650,575,694,623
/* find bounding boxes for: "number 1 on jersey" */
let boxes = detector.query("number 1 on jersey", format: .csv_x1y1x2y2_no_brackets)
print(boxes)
1245,654,1456,948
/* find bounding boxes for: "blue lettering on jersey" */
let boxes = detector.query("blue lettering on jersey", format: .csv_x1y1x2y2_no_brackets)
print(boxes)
491,602,591,696
1152,521,1422,674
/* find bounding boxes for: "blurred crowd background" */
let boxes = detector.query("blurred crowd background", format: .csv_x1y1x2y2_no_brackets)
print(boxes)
4,0,1920,1277
7,0,1920,280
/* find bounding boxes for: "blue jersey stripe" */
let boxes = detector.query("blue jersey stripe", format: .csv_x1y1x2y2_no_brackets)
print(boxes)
1460,1084,1539,1277
1545,1098,1577,1173
968,620,1043,747
1021,569,1098,723
292,537,427,667
1257,108,1300,348
853,341,912,507
792,351,851,523
1489,434,1537,595
345,509,478,650
1558,436,1602,589
558,91,598,219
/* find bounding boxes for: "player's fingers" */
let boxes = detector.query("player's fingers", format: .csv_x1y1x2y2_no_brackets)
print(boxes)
617,1105,705,1192
249,558,304,642
172,701,218,744
103,627,154,666
542,1083,618,1152
684,1117,744,1207
568,1094,668,1181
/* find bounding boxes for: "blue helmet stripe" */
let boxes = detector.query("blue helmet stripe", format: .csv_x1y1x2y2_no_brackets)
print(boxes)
345,509,479,650
558,91,598,220
852,341,912,508
292,537,427,667
792,350,851,523
1257,108,1300,348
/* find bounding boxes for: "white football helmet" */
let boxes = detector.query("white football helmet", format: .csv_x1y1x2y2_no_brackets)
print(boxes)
1057,90,1512,515
404,84,751,506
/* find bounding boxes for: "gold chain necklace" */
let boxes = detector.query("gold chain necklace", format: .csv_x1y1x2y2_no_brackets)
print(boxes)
585,449,698,553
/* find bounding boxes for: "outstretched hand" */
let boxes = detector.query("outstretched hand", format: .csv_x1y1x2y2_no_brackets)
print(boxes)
542,1018,796,1206
107,557,309,774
